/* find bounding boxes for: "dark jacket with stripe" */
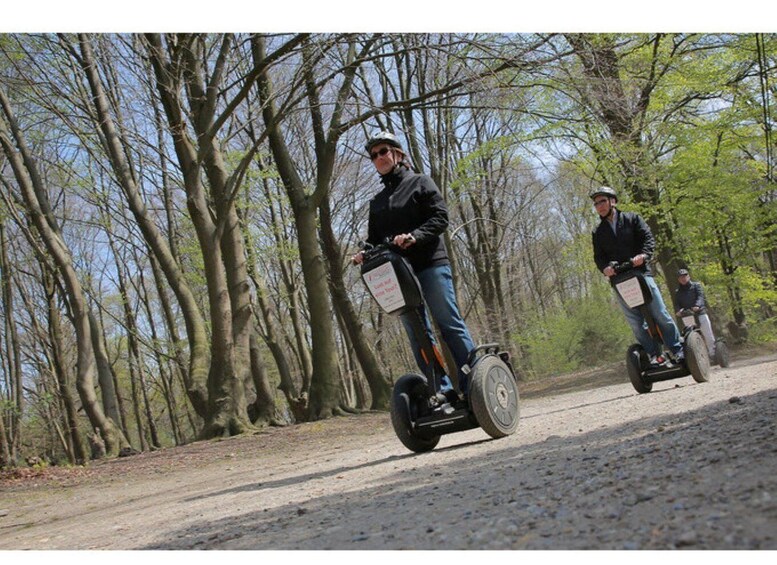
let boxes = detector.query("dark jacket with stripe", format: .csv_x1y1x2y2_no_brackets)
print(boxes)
675,281,707,314
367,165,449,272
592,209,656,276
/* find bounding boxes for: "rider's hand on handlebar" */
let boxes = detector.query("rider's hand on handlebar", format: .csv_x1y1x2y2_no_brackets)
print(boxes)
631,253,647,266
393,233,416,250
603,265,615,277
351,251,364,265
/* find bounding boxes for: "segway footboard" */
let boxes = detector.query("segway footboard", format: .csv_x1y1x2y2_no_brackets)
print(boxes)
414,409,479,437
644,363,691,383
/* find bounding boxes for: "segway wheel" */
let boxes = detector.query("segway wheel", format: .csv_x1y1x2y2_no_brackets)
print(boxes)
685,331,711,383
390,373,440,453
626,344,652,394
469,355,520,439
715,339,731,368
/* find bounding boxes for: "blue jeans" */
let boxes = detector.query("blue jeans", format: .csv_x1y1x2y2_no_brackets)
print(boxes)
400,264,476,393
615,275,683,358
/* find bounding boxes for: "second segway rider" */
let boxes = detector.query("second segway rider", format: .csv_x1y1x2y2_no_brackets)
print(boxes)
590,186,685,365
675,268,717,357
352,131,475,399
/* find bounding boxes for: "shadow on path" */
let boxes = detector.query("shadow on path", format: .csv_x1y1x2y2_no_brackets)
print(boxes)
148,386,777,550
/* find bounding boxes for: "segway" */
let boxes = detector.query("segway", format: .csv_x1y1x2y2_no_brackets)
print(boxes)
677,308,731,368
359,241,520,453
610,261,711,394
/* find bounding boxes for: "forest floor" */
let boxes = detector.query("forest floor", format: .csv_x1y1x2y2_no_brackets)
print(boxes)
1,346,776,551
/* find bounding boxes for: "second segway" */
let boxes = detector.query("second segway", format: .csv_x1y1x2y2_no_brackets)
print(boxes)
359,241,520,453
610,261,711,393
677,308,731,368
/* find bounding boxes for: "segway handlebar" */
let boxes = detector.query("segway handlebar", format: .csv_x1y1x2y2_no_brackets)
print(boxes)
358,238,397,262
608,260,636,274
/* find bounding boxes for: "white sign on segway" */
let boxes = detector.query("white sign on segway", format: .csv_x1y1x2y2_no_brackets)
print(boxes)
616,277,645,308
363,261,405,313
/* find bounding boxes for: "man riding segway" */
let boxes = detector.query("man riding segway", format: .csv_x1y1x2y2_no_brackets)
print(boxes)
590,186,684,367
590,187,710,392
675,268,730,367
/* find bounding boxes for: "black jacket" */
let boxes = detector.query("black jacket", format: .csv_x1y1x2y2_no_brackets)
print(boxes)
592,210,656,276
676,281,707,314
367,165,449,272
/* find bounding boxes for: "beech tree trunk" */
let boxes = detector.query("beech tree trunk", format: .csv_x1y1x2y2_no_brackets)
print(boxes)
75,34,210,422
319,196,391,410
254,35,345,420
0,87,128,456
0,217,22,462
44,269,88,464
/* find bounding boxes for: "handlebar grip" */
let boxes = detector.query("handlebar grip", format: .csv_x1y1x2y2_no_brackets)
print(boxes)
609,260,635,274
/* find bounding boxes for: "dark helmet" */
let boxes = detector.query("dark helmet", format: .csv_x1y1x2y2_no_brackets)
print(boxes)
365,131,402,154
677,268,689,277
589,186,618,202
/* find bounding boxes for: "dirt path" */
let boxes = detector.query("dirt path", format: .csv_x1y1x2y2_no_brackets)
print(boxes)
1,354,776,550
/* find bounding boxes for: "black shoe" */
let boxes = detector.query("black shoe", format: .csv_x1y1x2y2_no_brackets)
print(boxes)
443,389,460,405
452,392,469,411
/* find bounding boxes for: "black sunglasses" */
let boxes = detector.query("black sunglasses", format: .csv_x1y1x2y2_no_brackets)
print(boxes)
370,147,391,161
